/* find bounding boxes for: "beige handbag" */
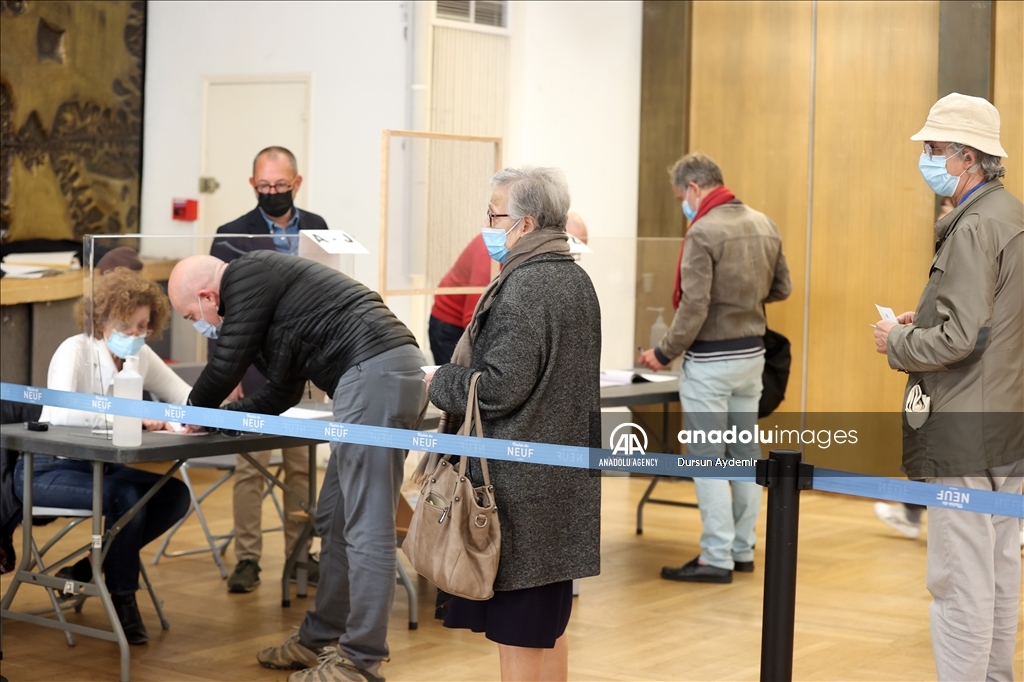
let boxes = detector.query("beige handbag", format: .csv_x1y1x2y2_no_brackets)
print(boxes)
402,373,501,600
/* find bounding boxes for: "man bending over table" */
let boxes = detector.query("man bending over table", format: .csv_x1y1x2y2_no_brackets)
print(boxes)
168,251,427,682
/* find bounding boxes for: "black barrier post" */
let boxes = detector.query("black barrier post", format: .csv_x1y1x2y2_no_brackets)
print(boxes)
756,449,812,682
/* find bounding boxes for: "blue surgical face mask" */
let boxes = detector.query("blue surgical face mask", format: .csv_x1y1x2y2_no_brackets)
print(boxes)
682,199,697,221
681,185,699,221
918,152,965,197
105,330,146,359
481,218,523,264
193,296,222,340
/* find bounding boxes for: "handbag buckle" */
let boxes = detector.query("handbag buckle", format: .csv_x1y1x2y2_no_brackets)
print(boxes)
474,514,488,528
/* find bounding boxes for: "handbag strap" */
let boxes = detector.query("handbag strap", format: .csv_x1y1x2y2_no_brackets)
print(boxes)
455,372,492,489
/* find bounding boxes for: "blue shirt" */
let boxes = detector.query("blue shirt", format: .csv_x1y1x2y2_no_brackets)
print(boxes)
259,207,301,255
958,181,987,206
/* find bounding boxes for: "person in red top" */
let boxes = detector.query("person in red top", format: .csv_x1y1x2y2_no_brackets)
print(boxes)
428,234,492,364
428,215,590,364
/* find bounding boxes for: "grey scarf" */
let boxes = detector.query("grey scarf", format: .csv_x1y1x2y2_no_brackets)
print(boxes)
413,229,569,482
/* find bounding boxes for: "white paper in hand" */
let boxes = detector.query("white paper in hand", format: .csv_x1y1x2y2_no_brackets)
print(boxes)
875,304,897,322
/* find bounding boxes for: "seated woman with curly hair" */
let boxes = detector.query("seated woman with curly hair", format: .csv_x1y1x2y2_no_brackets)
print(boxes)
13,268,191,644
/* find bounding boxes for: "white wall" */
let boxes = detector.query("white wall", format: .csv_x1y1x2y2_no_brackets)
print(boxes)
506,1,643,369
141,0,410,288
142,0,642,368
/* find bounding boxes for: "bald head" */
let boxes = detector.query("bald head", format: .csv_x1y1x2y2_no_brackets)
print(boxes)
168,255,228,325
566,212,588,244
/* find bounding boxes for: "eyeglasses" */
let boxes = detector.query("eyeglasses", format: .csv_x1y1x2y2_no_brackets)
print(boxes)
923,143,960,161
255,181,294,194
486,212,510,227
110,321,151,338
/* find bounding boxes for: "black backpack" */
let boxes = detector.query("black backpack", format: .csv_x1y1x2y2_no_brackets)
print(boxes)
758,328,791,418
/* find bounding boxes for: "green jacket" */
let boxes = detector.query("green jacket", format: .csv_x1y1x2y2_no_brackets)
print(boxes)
888,181,1024,478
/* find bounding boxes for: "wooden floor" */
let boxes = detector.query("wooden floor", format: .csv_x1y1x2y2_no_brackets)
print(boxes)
2,471,1022,681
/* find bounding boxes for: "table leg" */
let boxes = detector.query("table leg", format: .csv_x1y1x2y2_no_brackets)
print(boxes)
281,444,319,607
90,463,130,682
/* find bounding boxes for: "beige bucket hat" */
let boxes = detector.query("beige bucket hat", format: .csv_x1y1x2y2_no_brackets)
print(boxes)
911,92,1007,158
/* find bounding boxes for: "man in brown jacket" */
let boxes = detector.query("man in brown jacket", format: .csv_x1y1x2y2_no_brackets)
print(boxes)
874,93,1023,682
639,153,791,584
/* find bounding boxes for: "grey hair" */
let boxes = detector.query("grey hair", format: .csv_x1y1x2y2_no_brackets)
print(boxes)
253,146,298,176
947,143,1006,182
668,153,724,190
491,166,571,230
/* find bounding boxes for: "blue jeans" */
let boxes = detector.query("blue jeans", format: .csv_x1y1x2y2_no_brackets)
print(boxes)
14,455,190,594
679,355,764,570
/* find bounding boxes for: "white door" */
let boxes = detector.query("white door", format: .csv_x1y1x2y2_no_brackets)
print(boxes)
200,75,311,236
187,75,310,361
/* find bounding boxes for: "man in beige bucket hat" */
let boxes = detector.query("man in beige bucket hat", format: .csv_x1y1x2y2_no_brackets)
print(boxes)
873,92,1023,681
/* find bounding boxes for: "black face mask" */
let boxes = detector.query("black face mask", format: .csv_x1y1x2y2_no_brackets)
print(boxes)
257,190,294,218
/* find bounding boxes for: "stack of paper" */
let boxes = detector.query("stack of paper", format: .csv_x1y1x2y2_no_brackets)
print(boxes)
1,251,80,278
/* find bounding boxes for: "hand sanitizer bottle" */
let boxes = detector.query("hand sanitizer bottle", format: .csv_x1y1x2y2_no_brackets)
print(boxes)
112,355,143,447
647,307,668,352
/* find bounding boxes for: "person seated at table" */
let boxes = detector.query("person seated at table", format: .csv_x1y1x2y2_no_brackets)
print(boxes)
12,268,192,645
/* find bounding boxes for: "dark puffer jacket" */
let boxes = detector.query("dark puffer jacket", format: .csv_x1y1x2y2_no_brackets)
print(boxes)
188,250,417,414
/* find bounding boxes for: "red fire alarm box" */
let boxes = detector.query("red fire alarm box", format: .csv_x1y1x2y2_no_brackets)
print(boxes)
172,199,198,221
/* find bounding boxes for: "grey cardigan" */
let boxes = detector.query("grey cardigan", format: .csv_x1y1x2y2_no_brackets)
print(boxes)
428,252,602,591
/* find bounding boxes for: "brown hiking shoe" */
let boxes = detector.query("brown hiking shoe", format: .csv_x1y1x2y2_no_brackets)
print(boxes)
287,648,385,682
258,630,321,670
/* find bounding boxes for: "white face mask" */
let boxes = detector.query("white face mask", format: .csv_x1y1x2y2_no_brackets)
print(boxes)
193,295,222,340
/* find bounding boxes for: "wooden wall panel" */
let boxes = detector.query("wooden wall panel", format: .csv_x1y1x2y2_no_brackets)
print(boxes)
634,1,692,359
993,0,1024,201
637,1,691,240
806,1,939,416
689,0,813,413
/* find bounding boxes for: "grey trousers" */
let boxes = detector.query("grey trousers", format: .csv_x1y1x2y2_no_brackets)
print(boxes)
926,458,1023,682
300,345,427,668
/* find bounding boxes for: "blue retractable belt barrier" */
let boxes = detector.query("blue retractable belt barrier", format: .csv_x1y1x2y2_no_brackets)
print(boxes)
2,382,1020,518
813,467,1022,518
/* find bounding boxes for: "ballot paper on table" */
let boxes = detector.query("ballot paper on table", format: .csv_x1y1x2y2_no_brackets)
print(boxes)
280,406,332,420
875,304,897,322
599,370,676,387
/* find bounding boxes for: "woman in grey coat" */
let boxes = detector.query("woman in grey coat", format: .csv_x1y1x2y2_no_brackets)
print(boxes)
426,166,601,682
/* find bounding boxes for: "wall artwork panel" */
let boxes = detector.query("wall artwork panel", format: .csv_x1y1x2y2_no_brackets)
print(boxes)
0,0,145,243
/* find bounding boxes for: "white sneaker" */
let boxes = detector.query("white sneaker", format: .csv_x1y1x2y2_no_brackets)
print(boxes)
874,502,921,539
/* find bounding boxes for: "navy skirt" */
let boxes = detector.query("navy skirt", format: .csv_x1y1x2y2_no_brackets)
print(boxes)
442,579,573,649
